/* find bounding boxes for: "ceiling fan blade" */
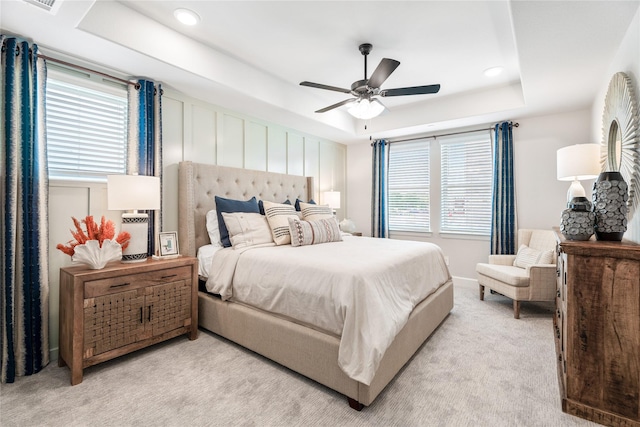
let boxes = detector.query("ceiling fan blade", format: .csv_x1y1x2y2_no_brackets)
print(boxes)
300,81,351,94
367,58,400,89
381,84,441,97
315,98,356,113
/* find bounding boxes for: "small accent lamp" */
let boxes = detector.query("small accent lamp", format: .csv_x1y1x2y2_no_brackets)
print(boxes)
323,191,341,216
556,144,601,203
348,98,385,120
107,175,160,263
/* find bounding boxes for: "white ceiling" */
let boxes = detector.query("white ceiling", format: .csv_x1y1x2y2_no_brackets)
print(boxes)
1,0,638,144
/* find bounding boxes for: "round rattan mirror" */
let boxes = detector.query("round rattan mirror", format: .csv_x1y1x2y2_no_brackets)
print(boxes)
607,119,622,170
601,72,640,217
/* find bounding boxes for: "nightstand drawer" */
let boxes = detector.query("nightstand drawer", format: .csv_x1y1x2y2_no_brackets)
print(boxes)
84,265,192,298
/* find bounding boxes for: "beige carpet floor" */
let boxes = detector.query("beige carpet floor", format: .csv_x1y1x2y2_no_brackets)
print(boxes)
0,282,597,426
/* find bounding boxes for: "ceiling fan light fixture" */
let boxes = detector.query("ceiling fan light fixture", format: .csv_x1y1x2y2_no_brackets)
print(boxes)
174,8,200,26
301,43,440,115
348,98,385,120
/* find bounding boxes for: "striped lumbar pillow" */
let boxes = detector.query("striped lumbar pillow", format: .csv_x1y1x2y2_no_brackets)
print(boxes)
263,200,299,245
288,217,343,247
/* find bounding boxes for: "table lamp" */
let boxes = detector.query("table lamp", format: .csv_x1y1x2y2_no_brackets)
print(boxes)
323,191,341,216
556,144,601,203
107,174,160,262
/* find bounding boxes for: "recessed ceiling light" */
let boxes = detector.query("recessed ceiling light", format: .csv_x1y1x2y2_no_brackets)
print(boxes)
483,66,504,77
174,8,200,26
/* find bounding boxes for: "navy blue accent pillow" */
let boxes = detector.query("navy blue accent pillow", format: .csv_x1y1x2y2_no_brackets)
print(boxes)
215,196,260,247
259,199,291,215
295,198,316,211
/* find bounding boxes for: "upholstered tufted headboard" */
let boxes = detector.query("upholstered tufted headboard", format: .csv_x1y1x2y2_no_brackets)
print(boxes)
178,161,314,257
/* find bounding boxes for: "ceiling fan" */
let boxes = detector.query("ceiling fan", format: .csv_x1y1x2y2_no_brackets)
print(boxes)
300,43,441,119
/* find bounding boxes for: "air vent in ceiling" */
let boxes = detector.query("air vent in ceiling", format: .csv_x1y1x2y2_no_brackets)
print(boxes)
22,0,63,14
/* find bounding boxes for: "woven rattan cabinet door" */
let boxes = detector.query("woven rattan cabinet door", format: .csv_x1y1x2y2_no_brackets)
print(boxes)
84,288,146,358
143,280,192,339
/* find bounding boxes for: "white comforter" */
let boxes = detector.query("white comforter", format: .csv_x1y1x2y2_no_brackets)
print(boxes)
204,236,451,385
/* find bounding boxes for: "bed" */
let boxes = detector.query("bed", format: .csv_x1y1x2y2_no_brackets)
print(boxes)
178,161,454,409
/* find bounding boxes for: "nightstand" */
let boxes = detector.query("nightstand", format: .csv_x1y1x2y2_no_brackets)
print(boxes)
58,256,198,385
351,232,363,236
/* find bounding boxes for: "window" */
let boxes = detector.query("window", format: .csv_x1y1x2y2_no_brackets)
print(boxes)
440,131,492,235
46,68,128,181
388,140,430,232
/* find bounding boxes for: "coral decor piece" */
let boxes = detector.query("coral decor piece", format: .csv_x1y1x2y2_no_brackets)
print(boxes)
57,216,131,268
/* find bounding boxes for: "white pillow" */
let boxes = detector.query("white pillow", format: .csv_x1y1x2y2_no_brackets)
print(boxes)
300,202,333,221
513,244,547,269
288,217,342,247
539,249,555,265
263,200,299,245
205,210,222,247
220,212,273,249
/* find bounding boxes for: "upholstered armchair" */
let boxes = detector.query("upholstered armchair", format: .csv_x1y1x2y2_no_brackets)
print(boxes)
476,229,557,319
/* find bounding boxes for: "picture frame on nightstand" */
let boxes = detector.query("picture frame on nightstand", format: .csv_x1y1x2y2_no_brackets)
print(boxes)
157,231,179,258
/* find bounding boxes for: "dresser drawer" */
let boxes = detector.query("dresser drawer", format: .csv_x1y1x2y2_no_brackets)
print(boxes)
84,265,192,298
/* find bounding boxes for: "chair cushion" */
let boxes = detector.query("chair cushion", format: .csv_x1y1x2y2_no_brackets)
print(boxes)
476,263,530,287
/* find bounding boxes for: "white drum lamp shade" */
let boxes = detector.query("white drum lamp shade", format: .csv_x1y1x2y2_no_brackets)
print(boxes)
557,144,601,202
323,191,341,215
107,175,160,263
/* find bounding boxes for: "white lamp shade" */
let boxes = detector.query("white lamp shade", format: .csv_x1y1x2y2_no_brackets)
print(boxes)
107,175,161,211
556,144,601,181
348,98,385,120
323,191,341,209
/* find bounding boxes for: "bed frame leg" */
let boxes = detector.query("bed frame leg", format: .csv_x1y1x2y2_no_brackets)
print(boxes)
348,397,364,411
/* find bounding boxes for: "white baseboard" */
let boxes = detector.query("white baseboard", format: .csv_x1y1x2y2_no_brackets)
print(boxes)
50,347,58,363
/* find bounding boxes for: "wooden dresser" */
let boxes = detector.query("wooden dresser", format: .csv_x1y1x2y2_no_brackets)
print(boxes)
59,256,198,385
554,230,640,426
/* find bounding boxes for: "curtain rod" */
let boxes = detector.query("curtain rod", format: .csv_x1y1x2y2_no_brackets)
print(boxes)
373,122,520,145
37,54,139,88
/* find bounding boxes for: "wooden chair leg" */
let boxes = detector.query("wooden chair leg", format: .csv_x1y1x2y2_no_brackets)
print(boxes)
479,285,485,301
513,300,520,319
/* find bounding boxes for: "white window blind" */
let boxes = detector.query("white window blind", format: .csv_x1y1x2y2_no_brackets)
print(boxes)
440,131,492,235
388,140,430,232
46,76,128,181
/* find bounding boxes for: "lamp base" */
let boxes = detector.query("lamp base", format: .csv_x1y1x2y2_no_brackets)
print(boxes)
566,179,586,204
121,212,149,263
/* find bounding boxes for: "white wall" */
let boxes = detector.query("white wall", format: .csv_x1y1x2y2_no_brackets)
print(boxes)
591,8,640,243
161,90,346,234
346,108,592,279
47,90,346,360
